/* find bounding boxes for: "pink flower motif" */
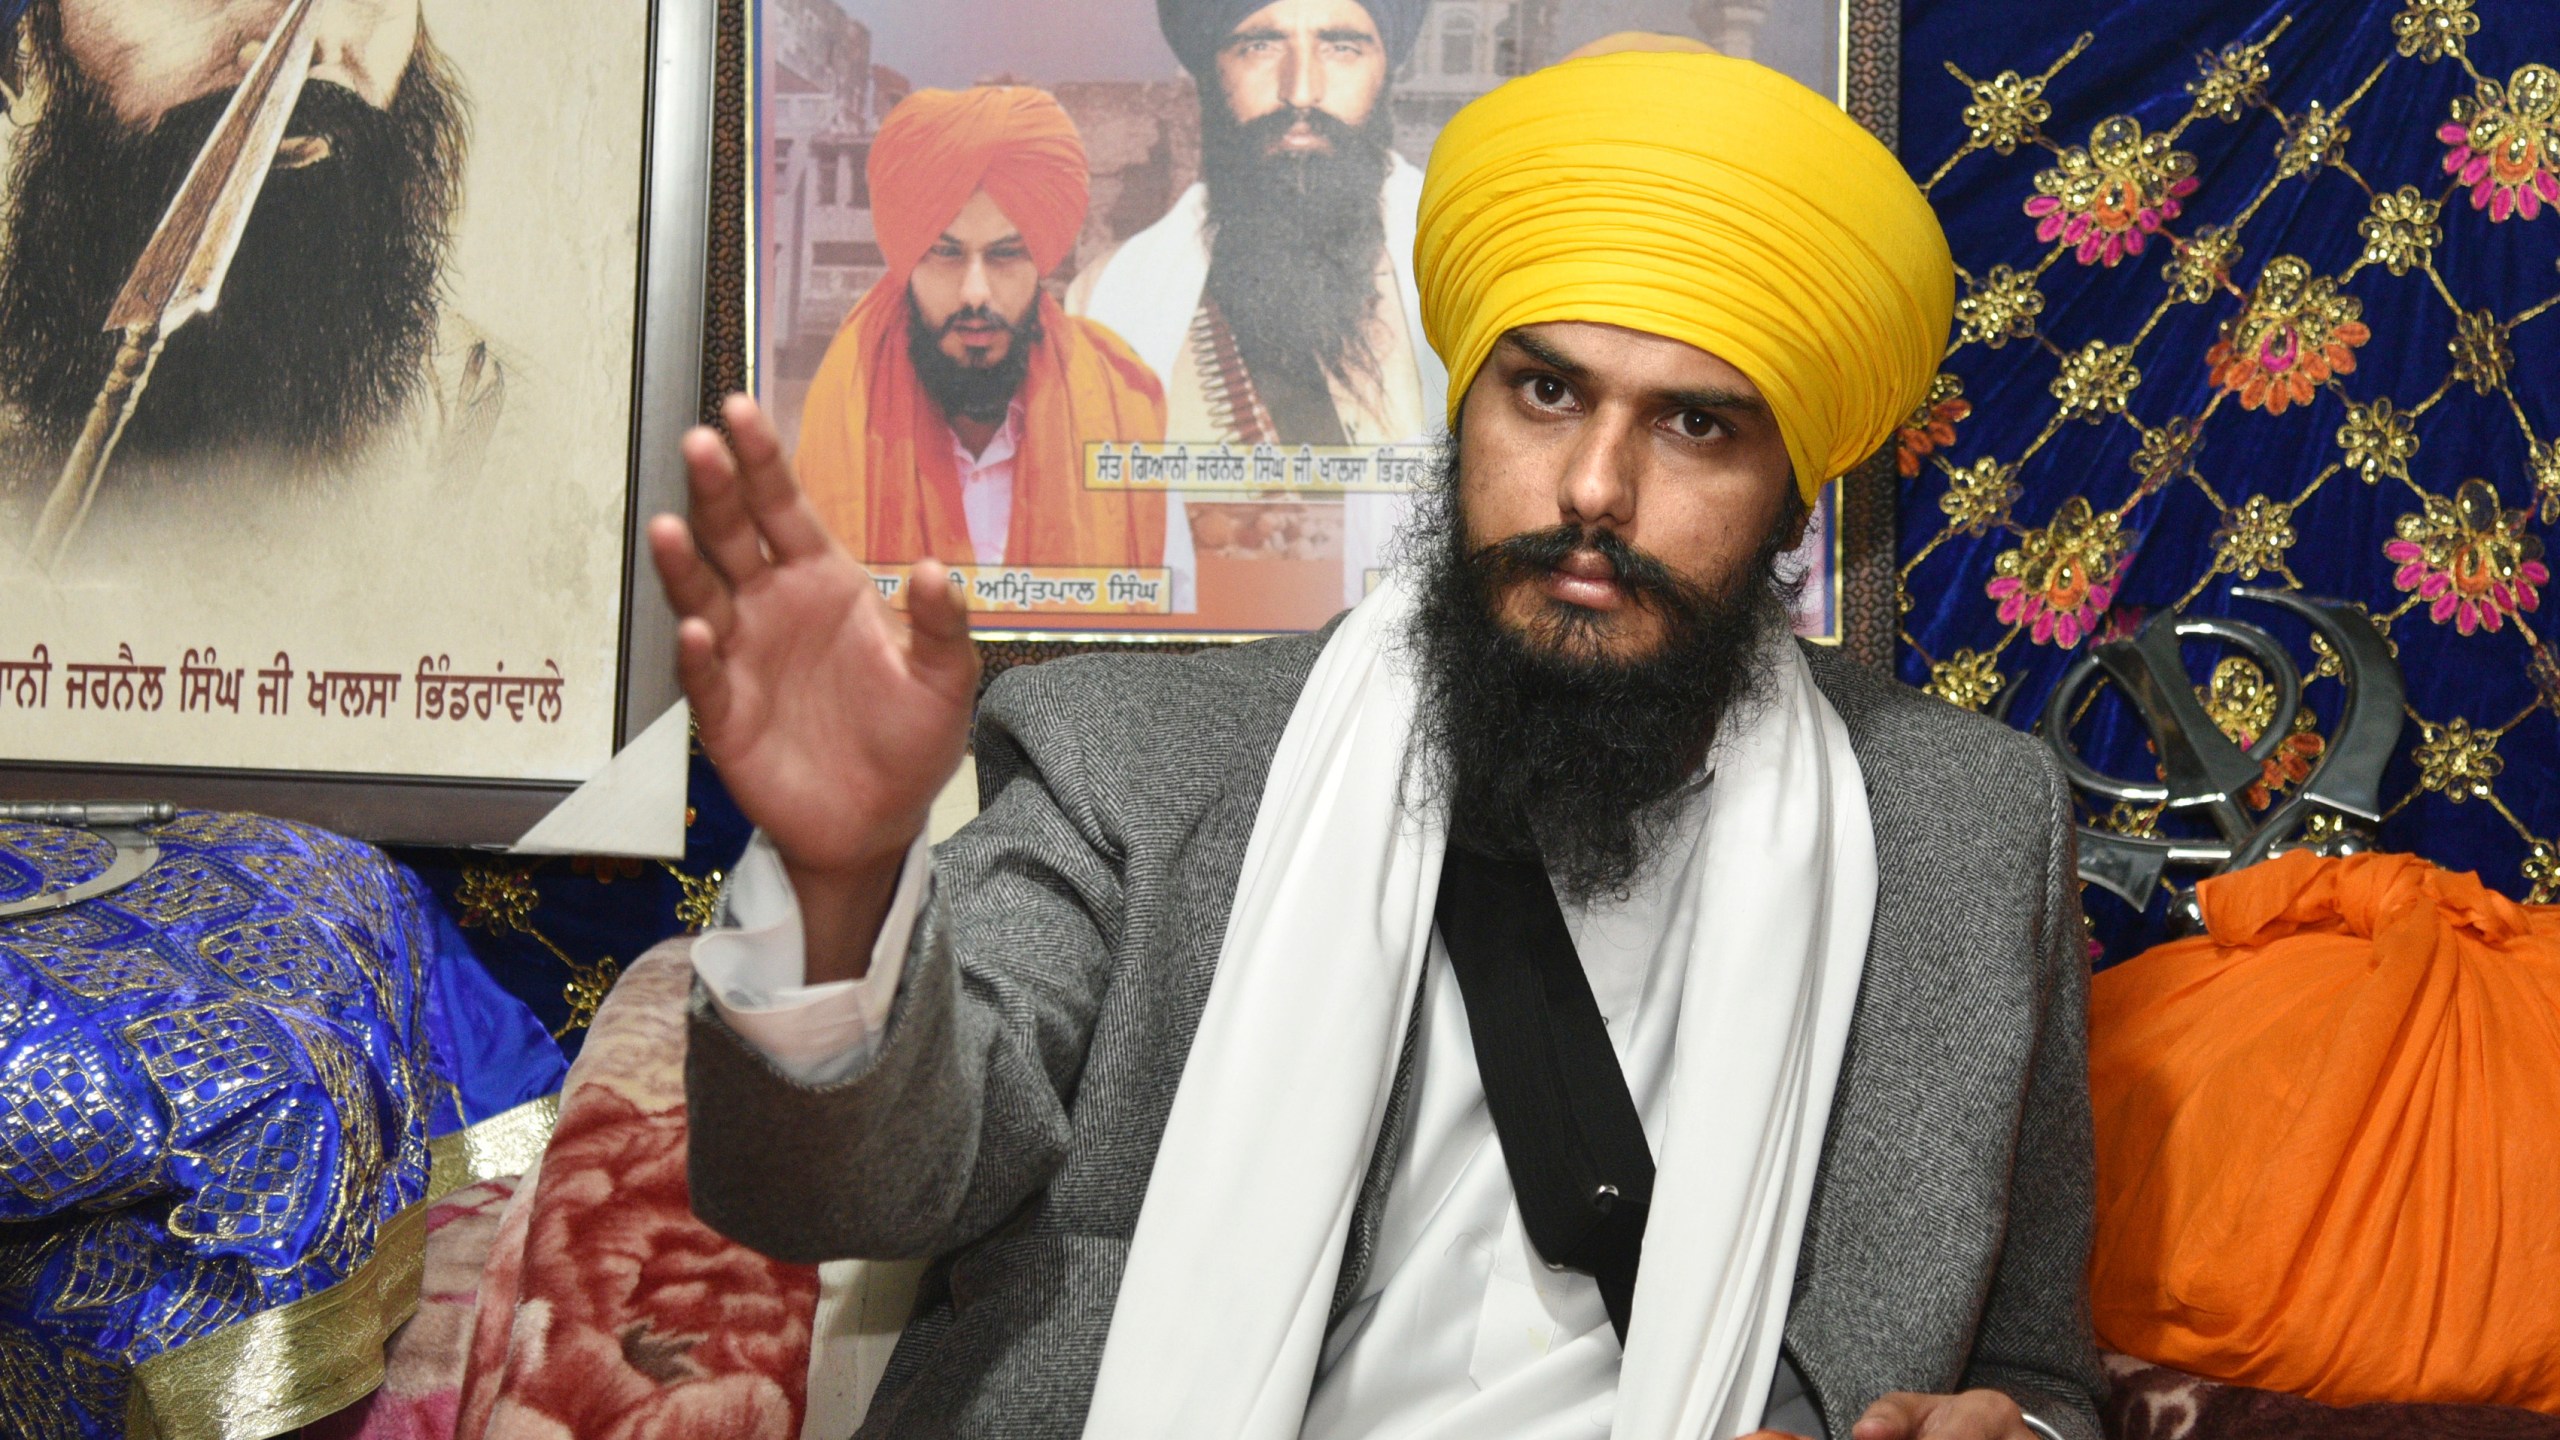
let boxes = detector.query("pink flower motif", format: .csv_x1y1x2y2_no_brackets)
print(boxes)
2025,116,2200,268
2439,64,2560,222
1988,498,2132,648
2388,479,2549,636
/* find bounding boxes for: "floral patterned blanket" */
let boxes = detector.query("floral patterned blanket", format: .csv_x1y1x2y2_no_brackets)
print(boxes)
319,943,818,1440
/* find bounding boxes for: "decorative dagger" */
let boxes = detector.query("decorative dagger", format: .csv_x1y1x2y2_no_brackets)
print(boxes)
28,0,326,566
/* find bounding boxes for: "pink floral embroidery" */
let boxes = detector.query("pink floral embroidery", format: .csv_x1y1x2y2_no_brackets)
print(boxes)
2386,479,2549,635
2026,116,2200,267
2439,63,2560,222
1988,497,2132,648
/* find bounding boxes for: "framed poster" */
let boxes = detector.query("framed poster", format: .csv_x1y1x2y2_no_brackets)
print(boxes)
747,0,1895,647
0,0,718,846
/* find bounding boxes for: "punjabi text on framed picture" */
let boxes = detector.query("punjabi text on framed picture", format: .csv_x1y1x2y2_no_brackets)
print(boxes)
746,0,1902,652
0,0,721,847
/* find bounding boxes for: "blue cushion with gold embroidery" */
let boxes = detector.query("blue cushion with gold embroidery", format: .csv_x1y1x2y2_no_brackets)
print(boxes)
0,811,564,1440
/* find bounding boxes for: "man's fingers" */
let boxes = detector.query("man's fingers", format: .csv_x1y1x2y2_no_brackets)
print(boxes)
648,515,737,642
1856,1391,2029,1440
904,558,979,688
674,617,733,734
722,394,835,564
1853,1393,1928,1440
684,425,769,585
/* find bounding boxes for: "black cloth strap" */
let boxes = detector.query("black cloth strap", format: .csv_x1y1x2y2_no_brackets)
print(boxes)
1435,844,1657,1343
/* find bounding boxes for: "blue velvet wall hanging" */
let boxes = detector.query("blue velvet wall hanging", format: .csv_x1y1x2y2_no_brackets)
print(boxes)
1898,0,2558,960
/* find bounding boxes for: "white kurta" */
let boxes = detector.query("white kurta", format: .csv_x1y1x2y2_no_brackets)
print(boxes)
1301,793,1710,1440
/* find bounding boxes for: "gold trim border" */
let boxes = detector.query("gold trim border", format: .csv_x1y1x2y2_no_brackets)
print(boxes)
125,1203,424,1440
426,1092,561,1206
123,1094,561,1440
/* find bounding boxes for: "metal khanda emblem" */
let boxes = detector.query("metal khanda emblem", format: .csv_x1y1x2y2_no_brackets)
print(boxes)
2041,586,2405,915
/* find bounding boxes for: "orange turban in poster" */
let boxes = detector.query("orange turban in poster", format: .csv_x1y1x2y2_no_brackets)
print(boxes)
797,86,1165,571
2087,850,2560,1410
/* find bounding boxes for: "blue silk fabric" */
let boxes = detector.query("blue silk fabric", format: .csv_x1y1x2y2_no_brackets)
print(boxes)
1899,0,2560,960
0,812,563,1439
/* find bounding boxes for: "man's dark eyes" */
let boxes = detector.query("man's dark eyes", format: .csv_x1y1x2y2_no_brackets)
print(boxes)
1527,376,1570,406
1676,410,1726,440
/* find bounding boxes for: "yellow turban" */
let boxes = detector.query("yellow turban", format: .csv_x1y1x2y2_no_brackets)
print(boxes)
1416,47,1955,503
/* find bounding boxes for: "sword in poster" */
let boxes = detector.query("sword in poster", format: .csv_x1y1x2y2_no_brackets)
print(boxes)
29,0,325,566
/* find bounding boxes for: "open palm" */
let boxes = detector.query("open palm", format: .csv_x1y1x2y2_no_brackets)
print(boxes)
649,396,978,888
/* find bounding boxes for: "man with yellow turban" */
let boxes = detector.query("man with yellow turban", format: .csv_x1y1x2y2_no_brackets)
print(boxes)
657,43,2102,1440
795,86,1167,574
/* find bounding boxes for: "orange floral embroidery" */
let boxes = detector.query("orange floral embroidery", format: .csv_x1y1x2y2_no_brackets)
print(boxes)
2206,257,2369,414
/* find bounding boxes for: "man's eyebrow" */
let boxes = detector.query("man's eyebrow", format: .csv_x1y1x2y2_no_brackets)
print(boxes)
1655,385,1772,416
1224,25,1287,44
937,230,1028,249
1497,331,1589,378
1317,27,1378,43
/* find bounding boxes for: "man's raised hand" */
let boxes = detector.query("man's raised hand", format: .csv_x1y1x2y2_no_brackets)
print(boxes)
647,395,979,982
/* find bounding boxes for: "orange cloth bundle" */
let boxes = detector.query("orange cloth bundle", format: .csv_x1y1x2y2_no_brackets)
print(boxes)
2088,849,2560,1411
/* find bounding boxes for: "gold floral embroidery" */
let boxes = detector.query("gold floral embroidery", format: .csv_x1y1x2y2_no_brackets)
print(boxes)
671,867,725,934
2357,186,2443,274
1955,67,2055,154
2207,256,2370,414
2051,340,2143,421
1924,649,2008,712
2130,416,2206,487
2525,839,2559,904
2337,397,2420,484
2448,307,2512,393
2161,224,2242,304
2028,116,2200,267
1956,264,2045,347
452,865,541,935
2412,717,2502,801
1938,456,2021,535
2199,657,2281,745
2393,0,2481,63
558,954,622,1036
2213,495,2299,579
2189,31,2278,121
2276,101,2352,177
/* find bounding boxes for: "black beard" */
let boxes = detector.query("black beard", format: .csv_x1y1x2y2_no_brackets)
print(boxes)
1404,438,1804,904
0,16,466,474
1198,99,1393,426
907,296,1042,429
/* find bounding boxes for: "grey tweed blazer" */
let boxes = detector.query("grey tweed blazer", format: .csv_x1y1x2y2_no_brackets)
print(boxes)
687,634,2106,1440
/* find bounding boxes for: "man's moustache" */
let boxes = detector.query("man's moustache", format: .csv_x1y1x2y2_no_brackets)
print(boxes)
1470,525,1691,605
939,305,1019,339
1240,105,1363,153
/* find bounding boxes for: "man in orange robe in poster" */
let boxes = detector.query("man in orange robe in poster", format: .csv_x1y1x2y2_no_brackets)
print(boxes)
796,86,1167,575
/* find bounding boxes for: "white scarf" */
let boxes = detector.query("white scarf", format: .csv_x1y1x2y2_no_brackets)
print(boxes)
1082,575,1878,1439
